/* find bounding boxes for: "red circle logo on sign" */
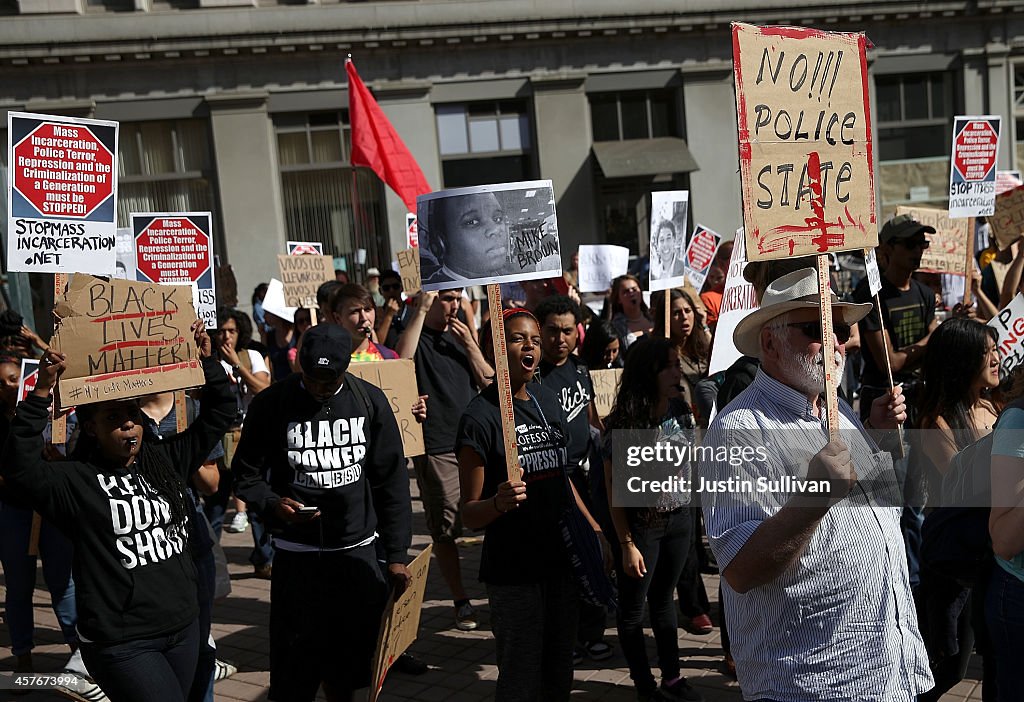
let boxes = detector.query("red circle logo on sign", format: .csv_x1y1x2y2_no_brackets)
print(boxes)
953,120,998,182
12,122,114,218
136,217,210,283
687,230,717,271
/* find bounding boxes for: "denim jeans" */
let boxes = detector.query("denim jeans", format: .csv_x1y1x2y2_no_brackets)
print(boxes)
0,505,77,655
616,508,691,692
81,618,200,702
985,562,1024,702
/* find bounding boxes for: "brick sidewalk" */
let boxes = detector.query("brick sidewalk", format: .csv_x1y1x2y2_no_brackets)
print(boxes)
0,469,985,701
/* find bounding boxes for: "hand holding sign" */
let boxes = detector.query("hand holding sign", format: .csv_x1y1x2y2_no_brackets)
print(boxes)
32,350,66,399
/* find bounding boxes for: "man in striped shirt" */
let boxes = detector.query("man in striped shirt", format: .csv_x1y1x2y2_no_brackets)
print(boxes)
700,268,934,701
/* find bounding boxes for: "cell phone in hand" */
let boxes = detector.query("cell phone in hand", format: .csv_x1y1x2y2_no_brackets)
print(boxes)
295,506,319,515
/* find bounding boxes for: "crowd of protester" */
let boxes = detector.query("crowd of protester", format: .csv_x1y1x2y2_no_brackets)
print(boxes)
0,212,1023,702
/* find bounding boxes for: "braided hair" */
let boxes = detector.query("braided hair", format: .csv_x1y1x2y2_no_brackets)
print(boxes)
73,403,194,549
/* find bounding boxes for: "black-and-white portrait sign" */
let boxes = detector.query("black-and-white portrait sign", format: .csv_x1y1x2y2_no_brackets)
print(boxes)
417,180,562,291
648,190,689,292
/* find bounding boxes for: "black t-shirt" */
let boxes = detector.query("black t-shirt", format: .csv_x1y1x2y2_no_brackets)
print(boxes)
853,276,934,386
413,326,478,455
455,383,570,585
537,356,594,467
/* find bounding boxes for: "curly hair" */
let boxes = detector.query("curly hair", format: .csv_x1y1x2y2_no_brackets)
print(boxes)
604,336,676,431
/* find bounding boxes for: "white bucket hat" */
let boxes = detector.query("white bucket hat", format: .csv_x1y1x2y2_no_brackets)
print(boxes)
733,267,872,358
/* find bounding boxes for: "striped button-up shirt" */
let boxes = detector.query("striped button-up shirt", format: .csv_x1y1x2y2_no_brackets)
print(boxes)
700,369,933,702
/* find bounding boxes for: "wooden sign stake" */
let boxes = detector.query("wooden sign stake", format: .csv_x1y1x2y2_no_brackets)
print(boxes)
963,226,975,308
309,306,318,327
816,257,841,443
174,391,188,434
487,284,521,482
663,289,670,339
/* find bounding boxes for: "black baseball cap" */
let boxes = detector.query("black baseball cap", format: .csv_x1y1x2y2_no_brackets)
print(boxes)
880,214,936,244
298,324,352,380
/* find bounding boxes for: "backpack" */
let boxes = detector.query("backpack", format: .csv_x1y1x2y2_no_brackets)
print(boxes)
920,399,1024,586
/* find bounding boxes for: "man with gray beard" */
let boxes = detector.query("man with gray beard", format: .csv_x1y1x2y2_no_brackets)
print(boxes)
698,268,933,701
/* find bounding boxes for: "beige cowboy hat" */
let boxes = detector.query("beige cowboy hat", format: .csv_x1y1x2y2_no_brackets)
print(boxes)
733,268,872,358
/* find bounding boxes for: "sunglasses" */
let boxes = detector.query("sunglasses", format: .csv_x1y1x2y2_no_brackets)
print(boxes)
897,237,930,250
786,320,852,345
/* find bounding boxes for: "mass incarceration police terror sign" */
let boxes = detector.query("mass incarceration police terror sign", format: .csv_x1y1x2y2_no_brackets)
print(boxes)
132,213,217,330
732,24,876,261
7,112,118,274
949,116,1001,219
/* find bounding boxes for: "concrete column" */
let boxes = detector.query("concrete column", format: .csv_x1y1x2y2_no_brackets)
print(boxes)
376,83,441,264
206,91,286,308
531,74,598,266
986,43,1013,171
683,72,742,238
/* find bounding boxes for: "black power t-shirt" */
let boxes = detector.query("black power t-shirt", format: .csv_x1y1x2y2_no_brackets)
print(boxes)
456,383,570,585
414,326,478,455
853,276,935,386
537,356,594,467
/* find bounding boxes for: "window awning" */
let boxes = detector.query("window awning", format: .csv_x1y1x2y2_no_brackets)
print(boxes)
592,137,699,179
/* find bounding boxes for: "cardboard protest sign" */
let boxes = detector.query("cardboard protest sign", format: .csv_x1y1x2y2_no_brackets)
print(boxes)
708,230,759,376
50,274,203,410
277,254,334,309
649,191,689,291
894,206,972,276
949,116,1000,218
989,292,1024,379
7,112,118,274
591,368,622,419
132,213,217,329
370,546,432,702
865,248,882,296
406,213,419,248
990,185,1024,250
417,181,561,292
732,24,876,261
683,224,723,292
18,359,38,404
396,248,421,296
287,241,324,256
347,360,425,457
578,244,629,293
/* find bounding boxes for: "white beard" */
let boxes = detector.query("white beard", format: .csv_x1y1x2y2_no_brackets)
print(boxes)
782,339,845,396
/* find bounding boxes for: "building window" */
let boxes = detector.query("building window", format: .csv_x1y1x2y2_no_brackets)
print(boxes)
274,111,388,268
117,119,219,228
435,101,534,187
590,90,680,142
875,72,956,210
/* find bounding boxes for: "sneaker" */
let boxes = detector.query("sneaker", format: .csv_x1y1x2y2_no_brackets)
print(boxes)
682,614,713,635
392,652,428,675
225,512,249,533
454,602,478,631
572,647,584,666
582,639,613,661
660,677,703,701
213,659,237,682
54,672,109,702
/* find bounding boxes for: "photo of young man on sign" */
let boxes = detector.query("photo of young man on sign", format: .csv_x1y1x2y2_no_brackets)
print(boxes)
648,191,689,291
417,181,561,291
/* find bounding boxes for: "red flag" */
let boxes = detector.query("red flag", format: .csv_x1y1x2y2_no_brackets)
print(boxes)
346,60,431,212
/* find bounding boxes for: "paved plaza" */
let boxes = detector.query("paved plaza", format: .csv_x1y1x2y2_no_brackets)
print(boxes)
0,470,986,702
